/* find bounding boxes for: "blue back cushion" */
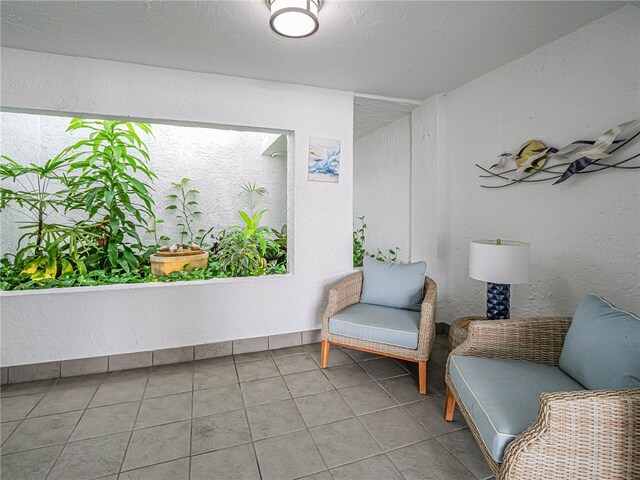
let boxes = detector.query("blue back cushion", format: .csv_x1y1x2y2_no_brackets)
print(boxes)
360,257,427,311
559,295,640,390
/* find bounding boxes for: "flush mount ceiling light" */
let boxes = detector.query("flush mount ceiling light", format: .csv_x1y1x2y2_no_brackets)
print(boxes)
266,0,322,39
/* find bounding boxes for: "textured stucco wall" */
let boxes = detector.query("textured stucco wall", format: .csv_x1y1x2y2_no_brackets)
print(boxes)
417,6,640,322
0,48,353,365
0,111,286,257
353,115,411,262
410,94,444,281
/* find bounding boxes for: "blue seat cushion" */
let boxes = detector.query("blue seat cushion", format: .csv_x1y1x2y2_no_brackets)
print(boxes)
449,355,585,462
329,303,420,349
360,256,427,311
559,295,640,390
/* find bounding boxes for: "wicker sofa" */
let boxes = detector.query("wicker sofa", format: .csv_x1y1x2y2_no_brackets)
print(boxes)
444,304,640,480
320,271,437,394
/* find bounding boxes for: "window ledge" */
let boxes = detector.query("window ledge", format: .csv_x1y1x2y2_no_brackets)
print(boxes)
0,273,293,298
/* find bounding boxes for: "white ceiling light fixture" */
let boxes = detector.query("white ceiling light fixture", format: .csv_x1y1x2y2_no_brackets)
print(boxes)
266,0,322,39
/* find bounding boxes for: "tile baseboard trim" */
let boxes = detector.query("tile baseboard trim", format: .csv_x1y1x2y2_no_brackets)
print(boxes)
1,323,451,385
1,329,322,385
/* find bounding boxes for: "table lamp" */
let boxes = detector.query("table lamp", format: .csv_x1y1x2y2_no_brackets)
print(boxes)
469,239,530,319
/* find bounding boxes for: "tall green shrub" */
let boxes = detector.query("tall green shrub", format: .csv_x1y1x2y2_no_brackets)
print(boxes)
63,119,156,271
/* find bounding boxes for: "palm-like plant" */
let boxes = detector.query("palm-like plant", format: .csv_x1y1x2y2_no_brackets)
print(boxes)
238,182,268,216
1,154,71,256
0,154,102,279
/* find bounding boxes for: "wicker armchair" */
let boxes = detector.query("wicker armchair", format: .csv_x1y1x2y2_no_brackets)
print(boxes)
320,271,437,394
444,317,640,480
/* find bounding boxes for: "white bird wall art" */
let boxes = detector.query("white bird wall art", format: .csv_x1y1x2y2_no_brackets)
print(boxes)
477,118,640,188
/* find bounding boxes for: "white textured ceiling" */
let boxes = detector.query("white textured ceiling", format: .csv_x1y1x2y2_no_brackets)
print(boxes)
0,1,622,100
354,96,418,139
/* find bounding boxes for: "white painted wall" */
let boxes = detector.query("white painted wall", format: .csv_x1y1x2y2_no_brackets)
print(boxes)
410,94,445,283
353,115,411,262
0,48,353,365
413,6,640,322
0,112,286,257
1,6,637,365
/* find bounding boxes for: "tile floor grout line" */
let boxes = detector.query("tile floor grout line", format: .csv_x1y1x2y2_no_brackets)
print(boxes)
118,456,191,479
352,412,387,457
433,430,487,480
327,449,393,473
0,390,87,469
61,384,102,439
0,389,48,449
400,397,454,438
43,447,66,480
235,357,265,480
188,365,195,480
353,408,435,460
241,404,263,477
248,441,264,480
373,376,415,403
302,422,331,476
1,440,68,458
318,445,408,479
42,384,101,480
117,375,149,475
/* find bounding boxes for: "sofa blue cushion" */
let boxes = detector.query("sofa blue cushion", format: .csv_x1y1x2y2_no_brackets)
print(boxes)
329,303,421,349
360,256,427,311
449,355,585,462
559,295,640,390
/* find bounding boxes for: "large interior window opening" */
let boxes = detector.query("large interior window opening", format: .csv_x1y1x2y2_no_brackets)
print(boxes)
0,111,289,290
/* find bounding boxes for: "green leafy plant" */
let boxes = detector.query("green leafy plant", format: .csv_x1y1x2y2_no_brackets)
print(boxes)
353,216,399,266
370,247,399,263
353,216,367,267
1,154,71,258
63,119,156,272
0,153,102,280
165,178,208,245
214,183,286,277
265,224,287,266
216,229,267,277
145,216,168,249
15,221,102,280
0,254,230,291
216,209,274,276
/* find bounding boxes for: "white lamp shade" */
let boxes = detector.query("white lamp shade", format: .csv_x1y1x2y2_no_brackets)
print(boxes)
469,240,530,285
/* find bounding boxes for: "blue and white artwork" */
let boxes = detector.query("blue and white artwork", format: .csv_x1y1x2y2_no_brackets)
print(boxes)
308,137,341,183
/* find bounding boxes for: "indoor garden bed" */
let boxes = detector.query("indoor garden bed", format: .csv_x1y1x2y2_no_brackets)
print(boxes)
0,117,288,291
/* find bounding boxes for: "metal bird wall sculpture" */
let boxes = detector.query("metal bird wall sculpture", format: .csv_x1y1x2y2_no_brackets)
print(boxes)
477,118,640,188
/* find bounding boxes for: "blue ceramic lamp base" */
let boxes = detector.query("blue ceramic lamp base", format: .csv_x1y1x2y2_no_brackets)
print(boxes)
487,282,510,320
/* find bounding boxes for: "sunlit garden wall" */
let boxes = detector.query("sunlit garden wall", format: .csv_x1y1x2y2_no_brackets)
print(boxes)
0,111,287,258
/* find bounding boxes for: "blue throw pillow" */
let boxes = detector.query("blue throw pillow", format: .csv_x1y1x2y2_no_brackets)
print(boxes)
360,256,427,311
559,295,640,390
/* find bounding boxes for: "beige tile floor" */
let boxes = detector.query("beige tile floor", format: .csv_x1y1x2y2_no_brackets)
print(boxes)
0,334,494,480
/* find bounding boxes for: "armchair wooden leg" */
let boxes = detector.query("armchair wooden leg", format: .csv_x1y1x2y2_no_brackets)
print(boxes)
320,340,330,368
418,361,427,394
445,386,456,421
